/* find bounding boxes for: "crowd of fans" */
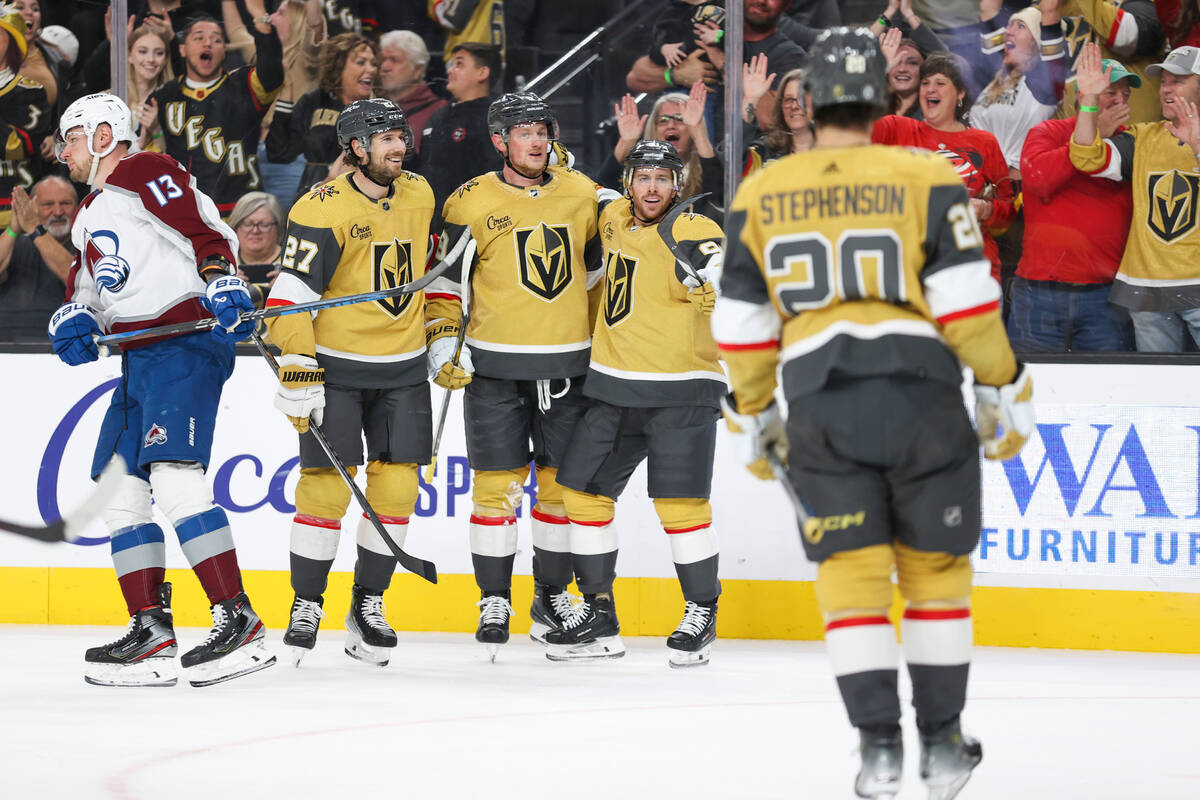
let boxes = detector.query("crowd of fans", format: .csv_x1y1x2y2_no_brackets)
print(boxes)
1,0,1199,355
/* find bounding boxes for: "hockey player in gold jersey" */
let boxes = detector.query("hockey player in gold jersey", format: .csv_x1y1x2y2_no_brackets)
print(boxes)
428,0,506,66
548,140,724,665
265,99,441,668
713,29,1034,800
426,92,608,658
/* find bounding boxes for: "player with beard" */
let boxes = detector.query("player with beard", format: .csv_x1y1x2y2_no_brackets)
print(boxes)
549,140,725,666
426,92,610,660
265,99,439,668
153,12,283,216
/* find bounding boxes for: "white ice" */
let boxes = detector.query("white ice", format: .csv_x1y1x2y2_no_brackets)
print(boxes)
2,626,1196,799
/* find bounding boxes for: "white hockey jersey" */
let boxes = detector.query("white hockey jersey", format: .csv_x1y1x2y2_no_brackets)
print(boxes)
66,151,239,348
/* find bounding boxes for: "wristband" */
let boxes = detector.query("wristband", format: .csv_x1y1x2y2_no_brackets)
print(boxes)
877,15,890,27
715,30,724,44
664,67,674,87
4,226,17,239
151,131,163,140
1080,105,1099,113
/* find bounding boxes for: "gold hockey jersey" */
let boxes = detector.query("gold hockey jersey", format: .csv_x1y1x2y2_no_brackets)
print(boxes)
713,145,1017,415
430,168,603,380
1069,123,1200,312
588,198,726,408
265,171,437,388
429,0,506,63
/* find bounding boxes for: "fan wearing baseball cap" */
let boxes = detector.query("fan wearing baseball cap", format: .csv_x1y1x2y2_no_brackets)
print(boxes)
1069,41,1200,351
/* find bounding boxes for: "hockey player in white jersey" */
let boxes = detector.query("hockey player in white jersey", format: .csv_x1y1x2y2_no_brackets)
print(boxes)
48,93,275,688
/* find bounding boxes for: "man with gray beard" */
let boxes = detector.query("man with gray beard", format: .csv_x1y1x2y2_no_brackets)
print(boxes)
0,175,76,340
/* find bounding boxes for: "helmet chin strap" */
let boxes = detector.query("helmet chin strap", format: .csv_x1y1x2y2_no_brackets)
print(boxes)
86,132,119,186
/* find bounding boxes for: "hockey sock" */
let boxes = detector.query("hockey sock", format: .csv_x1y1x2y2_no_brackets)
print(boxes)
175,507,243,605
902,606,972,733
110,522,167,615
469,512,518,593
354,513,406,591
531,506,573,587
567,519,618,595
825,614,902,729
289,514,340,597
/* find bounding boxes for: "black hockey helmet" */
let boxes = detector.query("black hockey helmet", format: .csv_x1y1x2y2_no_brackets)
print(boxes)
487,92,560,142
804,27,888,111
336,98,414,157
621,139,684,196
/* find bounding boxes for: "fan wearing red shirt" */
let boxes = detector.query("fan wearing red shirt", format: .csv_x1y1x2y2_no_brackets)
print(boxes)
872,53,1015,283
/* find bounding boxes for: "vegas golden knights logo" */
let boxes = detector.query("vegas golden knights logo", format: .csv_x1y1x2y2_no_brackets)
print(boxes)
373,238,415,317
1146,170,1199,244
603,250,637,327
514,222,573,301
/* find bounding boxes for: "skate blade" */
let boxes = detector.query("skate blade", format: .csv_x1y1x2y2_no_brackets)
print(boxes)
187,640,276,688
528,621,551,645
487,643,500,663
545,635,626,662
856,776,901,799
288,645,312,667
925,773,973,800
344,632,391,667
668,644,712,668
84,657,178,687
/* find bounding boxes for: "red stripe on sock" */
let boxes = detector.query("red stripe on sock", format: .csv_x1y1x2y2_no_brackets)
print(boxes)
531,508,569,525
294,514,341,530
903,608,971,621
664,522,711,534
470,514,517,525
568,517,613,527
826,615,892,632
365,513,409,525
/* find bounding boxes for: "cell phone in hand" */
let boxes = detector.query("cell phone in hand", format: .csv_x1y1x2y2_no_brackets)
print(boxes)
240,263,275,283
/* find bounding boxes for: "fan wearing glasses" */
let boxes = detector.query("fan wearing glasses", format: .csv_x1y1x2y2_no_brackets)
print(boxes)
228,191,285,308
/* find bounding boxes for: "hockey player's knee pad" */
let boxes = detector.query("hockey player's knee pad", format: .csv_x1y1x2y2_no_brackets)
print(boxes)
295,467,354,521
148,461,213,523
533,466,563,511
894,541,972,608
100,473,154,531
365,461,419,519
472,467,530,514
562,487,614,524
652,498,712,531
816,543,895,619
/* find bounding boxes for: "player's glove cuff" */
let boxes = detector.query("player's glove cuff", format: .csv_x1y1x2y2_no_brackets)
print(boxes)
974,363,1034,461
720,394,787,481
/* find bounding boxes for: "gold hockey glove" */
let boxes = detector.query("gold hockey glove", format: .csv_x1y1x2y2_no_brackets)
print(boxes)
974,363,1034,460
720,395,787,481
275,354,325,433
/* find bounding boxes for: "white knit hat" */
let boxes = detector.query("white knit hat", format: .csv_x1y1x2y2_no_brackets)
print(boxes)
39,25,78,68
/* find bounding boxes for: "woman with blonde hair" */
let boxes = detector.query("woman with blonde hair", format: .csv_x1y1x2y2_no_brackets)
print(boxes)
227,191,285,310
126,25,174,152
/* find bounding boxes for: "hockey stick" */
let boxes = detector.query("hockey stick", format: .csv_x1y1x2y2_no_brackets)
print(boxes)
251,333,438,584
0,456,125,543
655,191,713,283
763,447,823,544
425,237,478,484
96,226,472,349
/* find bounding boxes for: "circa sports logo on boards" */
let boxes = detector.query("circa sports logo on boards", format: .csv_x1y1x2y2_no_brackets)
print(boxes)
37,380,539,547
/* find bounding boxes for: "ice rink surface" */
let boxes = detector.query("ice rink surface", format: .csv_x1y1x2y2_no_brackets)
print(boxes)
2,625,1196,799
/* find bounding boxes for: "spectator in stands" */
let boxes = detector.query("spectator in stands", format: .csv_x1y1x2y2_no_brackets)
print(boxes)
1158,1,1200,48
37,24,76,89
321,0,376,36
0,10,50,231
15,0,59,106
1070,41,1200,351
906,0,984,65
603,91,698,192
871,1,946,118
228,190,283,309
153,6,284,216
648,1,726,72
413,42,502,209
749,64,814,162
124,25,174,152
0,175,75,341
429,0,506,67
1010,58,1139,352
379,30,447,155
870,0,946,55
86,1,222,93
1059,1,1163,125
265,32,380,201
872,52,1015,284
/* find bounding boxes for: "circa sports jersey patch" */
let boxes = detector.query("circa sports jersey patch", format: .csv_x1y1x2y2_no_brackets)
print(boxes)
373,238,415,317
514,222,573,301
84,229,132,295
603,250,637,327
144,423,168,447
1145,169,1199,244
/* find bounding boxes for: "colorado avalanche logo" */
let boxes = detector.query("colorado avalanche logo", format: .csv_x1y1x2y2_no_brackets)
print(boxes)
85,229,132,295
144,423,167,447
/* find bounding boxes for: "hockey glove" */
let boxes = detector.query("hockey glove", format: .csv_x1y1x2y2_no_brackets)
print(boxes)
682,267,716,315
427,333,474,390
48,303,101,366
275,354,325,433
974,363,1034,461
202,275,255,342
719,394,787,481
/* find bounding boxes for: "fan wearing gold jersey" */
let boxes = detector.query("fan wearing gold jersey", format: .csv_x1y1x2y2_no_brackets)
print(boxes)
713,29,1035,800
545,140,724,666
265,99,440,669
425,92,606,659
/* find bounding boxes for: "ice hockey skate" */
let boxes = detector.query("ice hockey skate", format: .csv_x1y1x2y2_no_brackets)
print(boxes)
544,592,625,662
919,718,982,800
181,592,275,687
84,582,178,687
344,584,397,666
283,595,325,666
528,582,579,645
855,727,903,799
476,591,514,662
666,599,717,668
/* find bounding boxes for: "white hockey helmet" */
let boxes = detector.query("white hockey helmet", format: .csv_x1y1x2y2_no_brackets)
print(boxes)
56,93,136,183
